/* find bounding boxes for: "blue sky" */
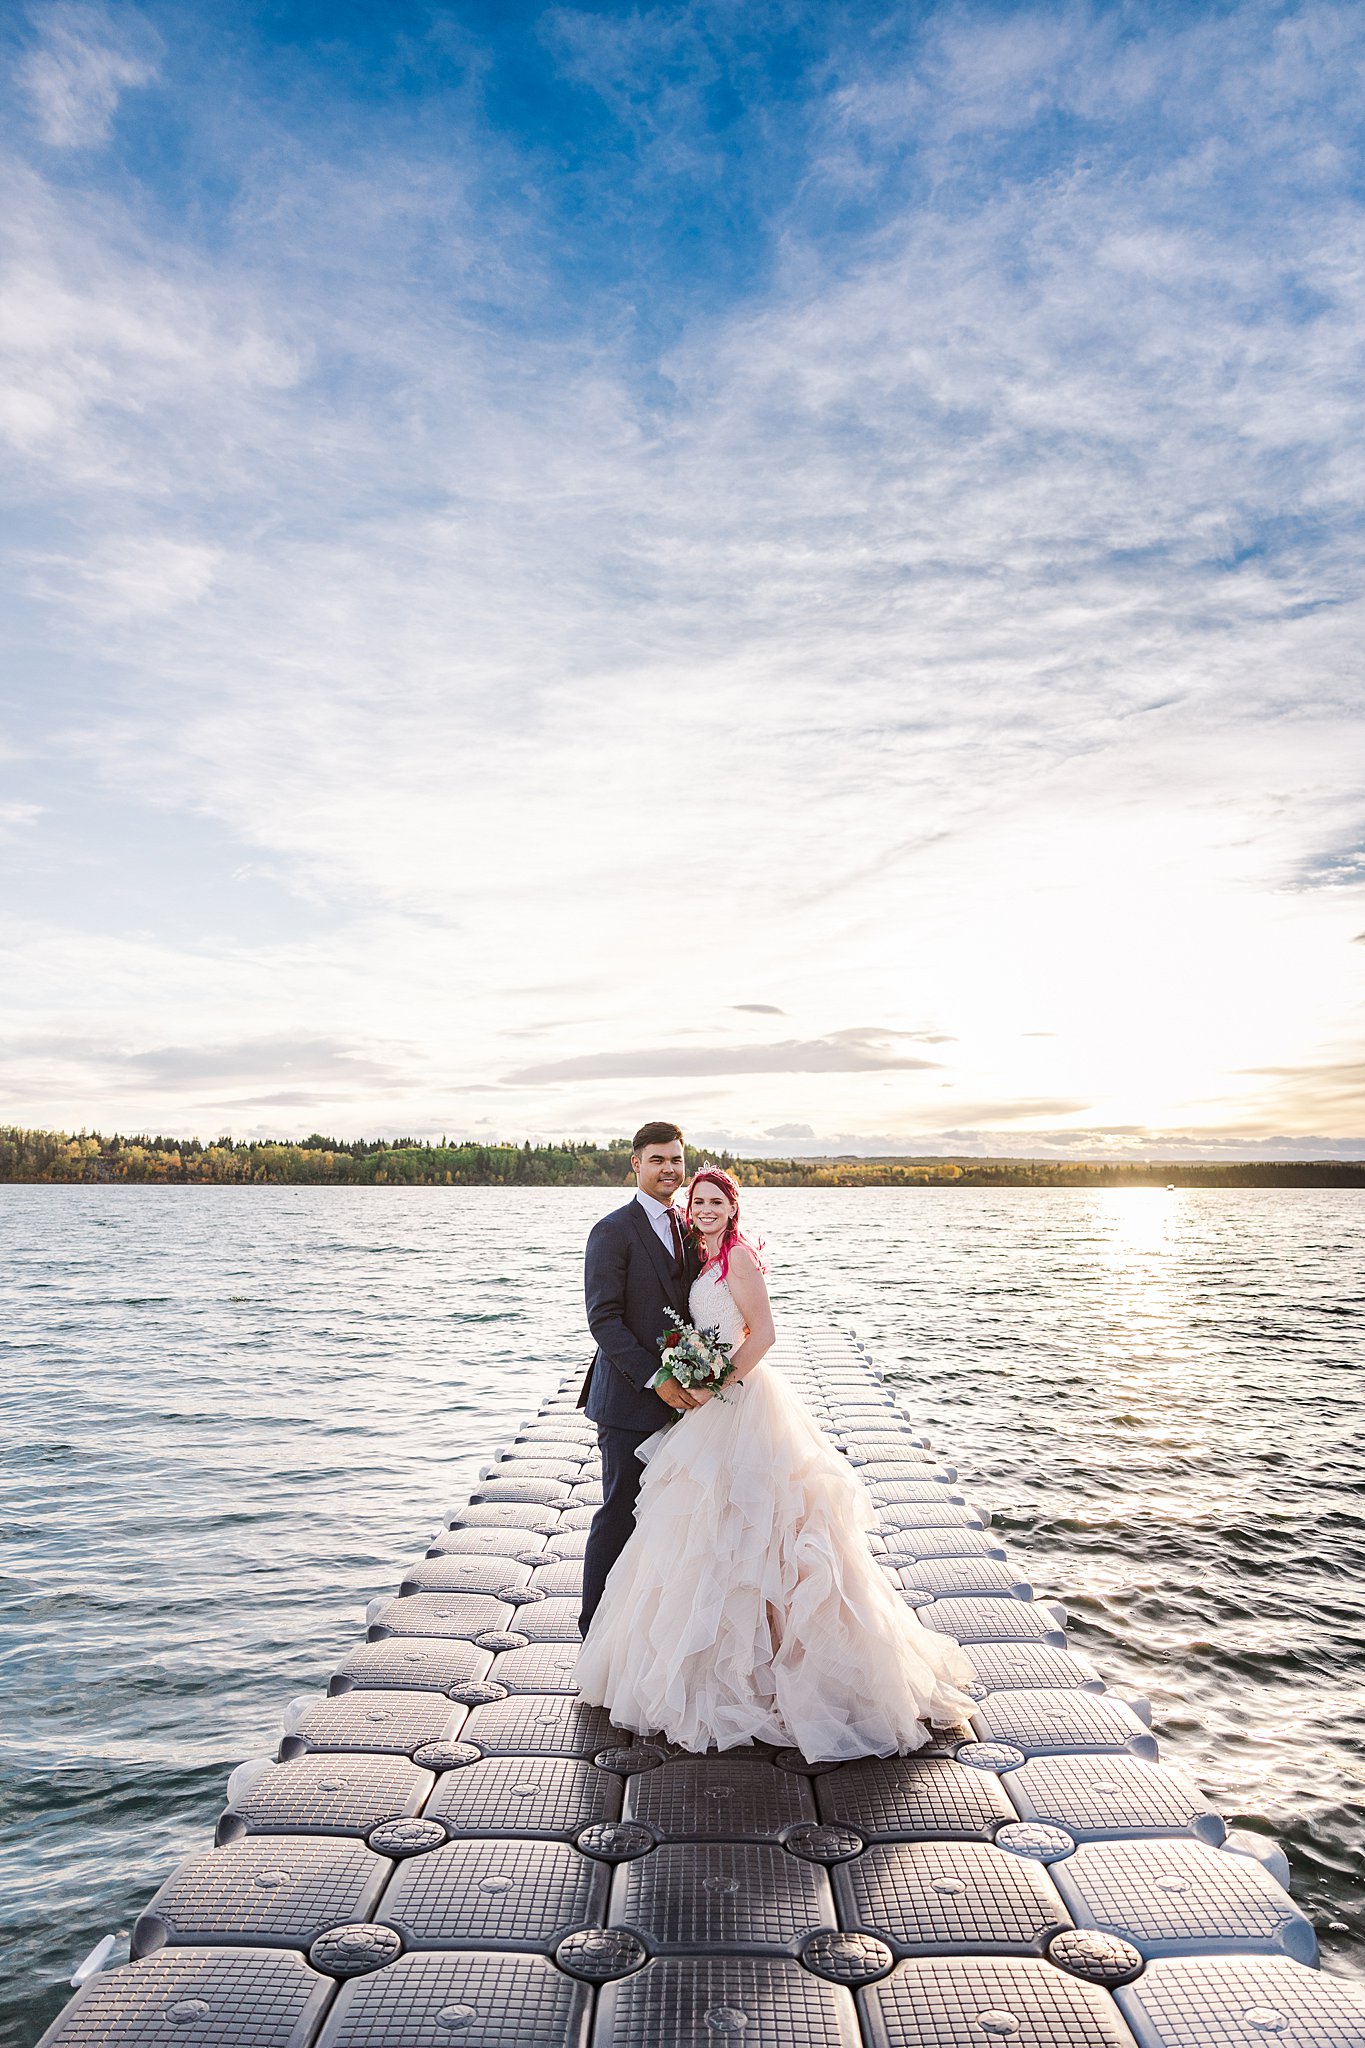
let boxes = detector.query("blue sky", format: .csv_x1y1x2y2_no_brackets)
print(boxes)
1,0,1363,1156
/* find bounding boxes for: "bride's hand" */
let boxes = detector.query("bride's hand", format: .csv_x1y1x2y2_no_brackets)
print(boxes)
689,1386,716,1406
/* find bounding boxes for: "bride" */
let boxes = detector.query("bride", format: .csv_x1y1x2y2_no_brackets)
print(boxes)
574,1167,977,1760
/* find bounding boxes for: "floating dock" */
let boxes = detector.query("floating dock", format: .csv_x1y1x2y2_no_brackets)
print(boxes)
40,1326,1364,2047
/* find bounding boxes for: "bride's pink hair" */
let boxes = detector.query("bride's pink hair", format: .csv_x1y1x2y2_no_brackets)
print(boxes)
686,1166,766,1282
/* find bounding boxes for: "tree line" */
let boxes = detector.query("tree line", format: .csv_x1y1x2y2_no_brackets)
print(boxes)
1,1126,1361,1187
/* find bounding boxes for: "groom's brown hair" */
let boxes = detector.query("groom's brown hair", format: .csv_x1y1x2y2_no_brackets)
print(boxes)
632,1120,684,1150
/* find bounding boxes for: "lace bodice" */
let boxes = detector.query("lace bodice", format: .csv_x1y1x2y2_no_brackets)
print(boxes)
689,1262,747,1350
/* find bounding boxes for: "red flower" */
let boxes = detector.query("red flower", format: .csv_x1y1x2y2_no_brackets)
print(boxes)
664,1330,682,1347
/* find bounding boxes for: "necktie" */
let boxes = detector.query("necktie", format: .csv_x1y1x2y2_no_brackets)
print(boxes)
667,1207,686,1267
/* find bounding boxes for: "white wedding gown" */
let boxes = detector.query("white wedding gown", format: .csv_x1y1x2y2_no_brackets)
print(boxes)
574,1264,978,1760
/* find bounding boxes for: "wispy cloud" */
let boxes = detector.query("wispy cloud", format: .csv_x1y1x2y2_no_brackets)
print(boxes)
0,1029,409,1114
1233,1057,1365,1128
0,799,44,837
692,1124,1365,1162
506,1030,943,1083
73,536,224,618
0,1,1362,1145
16,3,160,148
1296,839,1365,891
118,1035,401,1090
921,1097,1095,1125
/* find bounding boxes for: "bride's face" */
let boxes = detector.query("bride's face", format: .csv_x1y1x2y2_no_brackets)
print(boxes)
690,1184,735,1237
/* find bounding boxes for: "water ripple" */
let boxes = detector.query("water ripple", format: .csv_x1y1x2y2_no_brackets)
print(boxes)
0,1184,1361,2045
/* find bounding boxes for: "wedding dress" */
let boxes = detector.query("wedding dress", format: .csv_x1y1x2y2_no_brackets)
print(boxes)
573,1263,978,1760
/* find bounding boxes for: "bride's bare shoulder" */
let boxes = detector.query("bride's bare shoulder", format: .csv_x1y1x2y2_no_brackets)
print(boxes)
726,1242,766,1285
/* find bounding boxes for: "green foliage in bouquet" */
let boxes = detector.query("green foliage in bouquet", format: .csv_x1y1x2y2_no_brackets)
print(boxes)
651,1308,739,1401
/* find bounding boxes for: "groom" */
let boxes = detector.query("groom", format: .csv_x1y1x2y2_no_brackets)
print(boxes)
577,1119,704,1637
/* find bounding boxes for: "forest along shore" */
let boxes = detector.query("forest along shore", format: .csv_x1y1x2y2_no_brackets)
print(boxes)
3,1127,1363,1188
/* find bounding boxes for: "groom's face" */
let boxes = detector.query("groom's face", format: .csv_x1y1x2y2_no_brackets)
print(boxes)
633,1140,685,1204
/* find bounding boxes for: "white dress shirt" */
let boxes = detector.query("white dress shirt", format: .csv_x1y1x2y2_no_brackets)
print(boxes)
635,1187,682,1261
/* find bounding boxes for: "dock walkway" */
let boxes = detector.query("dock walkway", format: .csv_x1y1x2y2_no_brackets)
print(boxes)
39,1326,1364,2048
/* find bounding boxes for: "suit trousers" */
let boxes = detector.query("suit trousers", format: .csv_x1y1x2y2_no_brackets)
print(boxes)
578,1422,655,1637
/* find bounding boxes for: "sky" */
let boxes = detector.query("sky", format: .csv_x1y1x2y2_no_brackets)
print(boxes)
1,0,1363,1160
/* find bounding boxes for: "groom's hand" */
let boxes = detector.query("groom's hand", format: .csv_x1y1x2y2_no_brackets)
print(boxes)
656,1375,701,1411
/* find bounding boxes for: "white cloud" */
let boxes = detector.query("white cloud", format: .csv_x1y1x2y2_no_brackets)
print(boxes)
694,1124,1365,1162
506,1032,945,1083
1,2,1363,1145
64,535,223,616
16,2,160,149
0,799,44,837
0,163,302,499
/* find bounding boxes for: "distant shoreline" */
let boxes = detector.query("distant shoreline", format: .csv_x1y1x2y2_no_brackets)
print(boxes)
2,1127,1362,1188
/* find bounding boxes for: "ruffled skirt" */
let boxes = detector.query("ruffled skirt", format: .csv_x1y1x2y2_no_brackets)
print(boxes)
573,1364,978,1760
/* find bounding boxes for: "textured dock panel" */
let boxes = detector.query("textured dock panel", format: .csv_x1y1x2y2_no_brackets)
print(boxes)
882,1530,1008,1562
514,1426,596,1450
623,1759,816,1841
893,1559,1032,1600
317,1951,590,2048
964,1645,1105,1694
843,1446,937,1467
447,1504,563,1534
593,1955,861,2048
875,1506,989,1535
608,1841,833,1953
367,1593,514,1641
217,1756,435,1842
527,1561,586,1597
1006,1756,1226,1845
401,1556,536,1596
131,1840,391,1955
33,1950,333,2048
815,1758,1016,1841
379,1837,608,1950
488,1645,586,1694
1115,1955,1365,2048
917,1600,1066,1648
970,1691,1157,1760
471,1477,576,1506
280,1691,467,1758
842,1434,929,1458
1050,1838,1318,1961
330,1639,493,1695
832,1841,1070,1956
429,1527,551,1558
486,1458,585,1481
859,1955,1138,2048
867,1481,966,1507
460,1696,621,1758
513,1599,587,1643
426,1757,622,1838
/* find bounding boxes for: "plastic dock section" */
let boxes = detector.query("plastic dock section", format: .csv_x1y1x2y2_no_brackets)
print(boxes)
42,1327,1364,2048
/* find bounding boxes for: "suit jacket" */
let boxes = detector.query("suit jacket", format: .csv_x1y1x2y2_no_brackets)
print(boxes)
580,1197,701,1431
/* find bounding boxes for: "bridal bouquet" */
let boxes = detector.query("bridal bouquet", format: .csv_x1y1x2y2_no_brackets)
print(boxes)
651,1308,739,1401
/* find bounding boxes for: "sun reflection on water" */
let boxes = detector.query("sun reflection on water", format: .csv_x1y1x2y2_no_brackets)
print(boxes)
1,1180,1361,2022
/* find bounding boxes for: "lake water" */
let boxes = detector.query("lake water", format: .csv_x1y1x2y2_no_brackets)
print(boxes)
2,1184,1362,2045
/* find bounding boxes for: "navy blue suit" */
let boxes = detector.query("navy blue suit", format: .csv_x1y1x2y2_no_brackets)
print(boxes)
577,1197,700,1634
